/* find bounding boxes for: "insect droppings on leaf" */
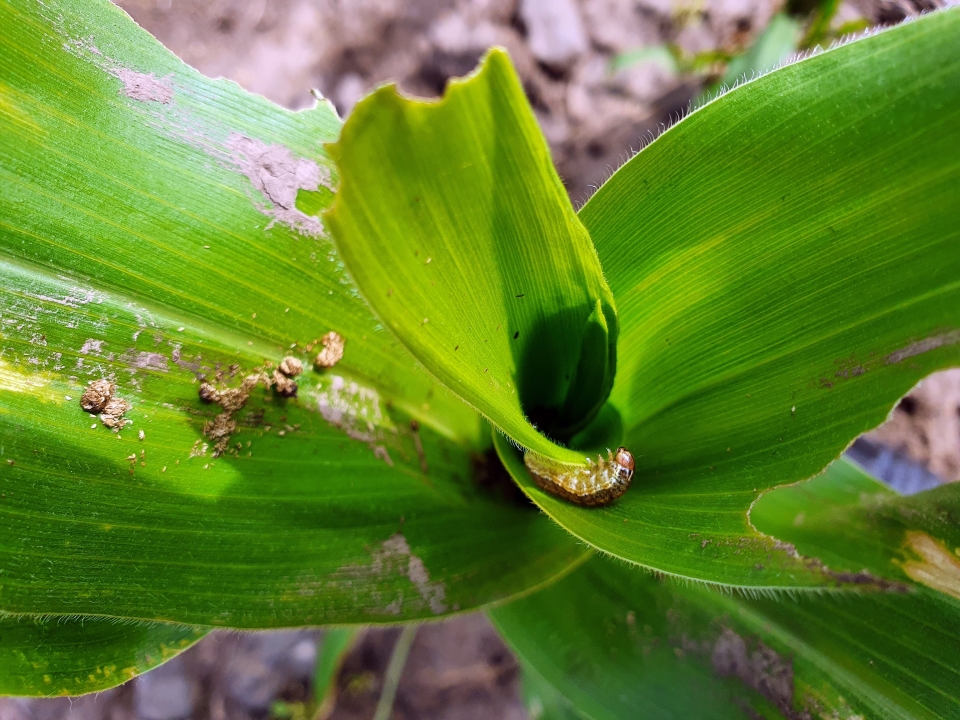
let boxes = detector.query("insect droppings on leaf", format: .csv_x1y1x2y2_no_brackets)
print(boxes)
273,369,298,397
198,382,220,403
80,379,115,413
204,413,238,456
314,331,345,368
100,397,131,430
198,372,272,455
279,356,304,377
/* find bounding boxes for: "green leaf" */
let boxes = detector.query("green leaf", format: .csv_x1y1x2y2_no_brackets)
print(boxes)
0,0,586,627
313,627,360,718
492,552,960,720
0,615,205,696
325,49,618,462
716,13,801,91
752,457,960,602
506,9,960,586
521,659,589,720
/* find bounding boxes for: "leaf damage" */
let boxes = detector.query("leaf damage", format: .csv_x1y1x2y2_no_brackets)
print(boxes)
114,69,173,104
771,539,909,592
226,134,328,238
331,533,449,616
885,330,960,365
307,374,395,465
711,628,808,720
58,22,335,239
898,531,960,600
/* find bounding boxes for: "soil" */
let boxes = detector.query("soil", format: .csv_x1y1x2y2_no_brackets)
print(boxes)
866,369,960,482
4,0,958,718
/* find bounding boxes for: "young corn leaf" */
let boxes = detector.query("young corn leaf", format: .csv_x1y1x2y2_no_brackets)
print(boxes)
500,9,960,587
0,616,205,696
0,0,586,628
325,49,618,464
491,462,960,719
313,628,361,719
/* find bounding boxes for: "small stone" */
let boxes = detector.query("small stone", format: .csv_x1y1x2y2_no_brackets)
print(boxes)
315,331,345,369
80,379,115,413
520,0,588,69
278,356,303,377
273,370,298,397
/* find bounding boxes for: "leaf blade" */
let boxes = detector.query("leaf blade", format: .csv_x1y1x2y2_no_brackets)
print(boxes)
492,555,960,720
0,0,587,627
514,9,960,585
325,49,618,462
0,615,205,697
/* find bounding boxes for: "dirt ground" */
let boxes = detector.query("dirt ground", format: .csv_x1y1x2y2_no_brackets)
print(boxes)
4,0,958,717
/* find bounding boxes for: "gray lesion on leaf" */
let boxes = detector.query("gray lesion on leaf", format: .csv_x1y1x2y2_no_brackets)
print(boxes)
59,30,174,104
306,374,395,465
79,339,104,355
226,134,329,238
330,533,449,617
121,349,169,372
885,329,960,365
114,69,174,104
59,22,334,240
711,628,807,720
771,539,909,592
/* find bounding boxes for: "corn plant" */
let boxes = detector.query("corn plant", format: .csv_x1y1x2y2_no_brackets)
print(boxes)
1,1,959,717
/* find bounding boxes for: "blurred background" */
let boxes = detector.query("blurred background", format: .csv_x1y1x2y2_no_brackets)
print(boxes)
1,0,954,717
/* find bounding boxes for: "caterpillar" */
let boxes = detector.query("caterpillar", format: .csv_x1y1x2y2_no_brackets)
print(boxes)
524,447,634,507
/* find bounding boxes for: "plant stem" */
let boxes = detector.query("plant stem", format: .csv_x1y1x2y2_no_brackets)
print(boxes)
372,624,418,720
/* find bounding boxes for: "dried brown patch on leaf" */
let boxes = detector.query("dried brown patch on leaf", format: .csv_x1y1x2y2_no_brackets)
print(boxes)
885,330,960,365
80,378,115,413
122,350,169,372
898,531,960,600
309,374,393,464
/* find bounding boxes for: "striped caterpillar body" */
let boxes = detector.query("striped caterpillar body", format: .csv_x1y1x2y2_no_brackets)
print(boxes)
524,447,635,507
